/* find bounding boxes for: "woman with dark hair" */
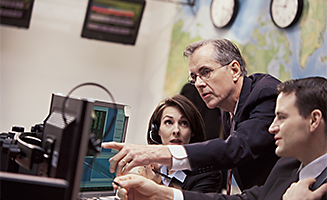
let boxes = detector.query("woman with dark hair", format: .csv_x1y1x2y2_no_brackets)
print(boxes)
138,94,222,193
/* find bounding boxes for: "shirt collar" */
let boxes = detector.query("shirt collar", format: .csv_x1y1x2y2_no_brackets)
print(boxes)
230,99,239,117
160,165,187,186
299,153,327,180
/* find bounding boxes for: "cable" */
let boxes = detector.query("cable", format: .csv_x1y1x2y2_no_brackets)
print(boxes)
61,82,118,183
149,129,161,144
62,82,117,144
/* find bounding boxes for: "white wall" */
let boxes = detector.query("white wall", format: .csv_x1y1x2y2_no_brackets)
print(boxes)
0,0,176,145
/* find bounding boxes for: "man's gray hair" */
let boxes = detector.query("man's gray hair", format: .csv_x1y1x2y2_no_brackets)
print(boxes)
183,38,247,76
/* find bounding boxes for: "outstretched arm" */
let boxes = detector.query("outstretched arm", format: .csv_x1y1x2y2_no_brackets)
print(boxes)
102,142,172,176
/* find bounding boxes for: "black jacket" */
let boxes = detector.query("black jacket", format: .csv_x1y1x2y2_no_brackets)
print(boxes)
184,73,280,190
168,170,223,193
183,157,327,200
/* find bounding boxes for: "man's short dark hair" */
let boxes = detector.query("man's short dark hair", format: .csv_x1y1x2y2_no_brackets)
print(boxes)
277,76,327,124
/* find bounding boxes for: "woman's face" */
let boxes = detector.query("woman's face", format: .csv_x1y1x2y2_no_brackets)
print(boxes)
158,106,192,145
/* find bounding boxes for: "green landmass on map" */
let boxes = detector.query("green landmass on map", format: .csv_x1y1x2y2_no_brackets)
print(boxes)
164,18,201,97
238,10,291,82
299,0,327,68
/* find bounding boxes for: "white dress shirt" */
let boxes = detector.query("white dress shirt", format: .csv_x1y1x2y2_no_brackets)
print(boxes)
161,165,187,187
167,145,190,200
168,145,191,171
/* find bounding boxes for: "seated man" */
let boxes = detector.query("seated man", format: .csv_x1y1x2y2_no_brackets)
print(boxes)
110,76,327,200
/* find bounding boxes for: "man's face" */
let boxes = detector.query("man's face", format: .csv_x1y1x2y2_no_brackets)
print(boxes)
269,92,311,160
188,44,236,110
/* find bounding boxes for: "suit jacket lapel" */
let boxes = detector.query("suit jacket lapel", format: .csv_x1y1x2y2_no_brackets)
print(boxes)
311,167,327,190
262,168,299,200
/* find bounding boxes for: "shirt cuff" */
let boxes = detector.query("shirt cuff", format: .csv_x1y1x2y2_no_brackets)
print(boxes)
167,145,191,171
172,188,184,200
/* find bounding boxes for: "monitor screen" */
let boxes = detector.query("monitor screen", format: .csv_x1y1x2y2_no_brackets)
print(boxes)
81,0,146,45
80,100,130,193
0,0,35,28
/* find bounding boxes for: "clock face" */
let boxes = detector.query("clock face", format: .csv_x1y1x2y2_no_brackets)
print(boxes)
210,0,237,28
270,0,303,28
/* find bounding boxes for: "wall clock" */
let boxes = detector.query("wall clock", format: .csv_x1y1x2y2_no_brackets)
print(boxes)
270,0,303,29
210,0,238,28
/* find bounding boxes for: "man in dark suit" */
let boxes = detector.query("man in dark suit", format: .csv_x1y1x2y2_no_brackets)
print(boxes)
111,76,327,200
182,38,280,190
104,38,280,191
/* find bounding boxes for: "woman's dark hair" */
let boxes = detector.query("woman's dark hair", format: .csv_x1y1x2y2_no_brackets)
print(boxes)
147,94,206,144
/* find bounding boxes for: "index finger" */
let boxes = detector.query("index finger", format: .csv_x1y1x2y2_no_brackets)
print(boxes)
102,141,124,151
101,141,125,173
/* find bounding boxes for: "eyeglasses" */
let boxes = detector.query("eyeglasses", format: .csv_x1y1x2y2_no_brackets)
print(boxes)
188,65,227,85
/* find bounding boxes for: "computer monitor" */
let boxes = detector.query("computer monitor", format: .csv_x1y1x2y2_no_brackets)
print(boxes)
81,0,146,45
79,100,130,198
1,92,129,200
0,0,35,28
36,93,94,200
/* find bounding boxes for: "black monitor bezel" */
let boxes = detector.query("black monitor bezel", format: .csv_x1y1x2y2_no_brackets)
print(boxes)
0,0,35,28
36,93,94,200
81,0,146,45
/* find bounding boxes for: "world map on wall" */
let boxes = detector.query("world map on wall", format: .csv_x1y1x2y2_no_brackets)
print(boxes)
164,0,327,97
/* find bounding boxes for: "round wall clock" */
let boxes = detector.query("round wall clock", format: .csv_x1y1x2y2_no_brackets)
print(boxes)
270,0,303,29
210,0,238,28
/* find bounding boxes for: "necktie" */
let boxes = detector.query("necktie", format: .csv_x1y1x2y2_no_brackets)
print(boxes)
226,113,234,195
226,169,232,195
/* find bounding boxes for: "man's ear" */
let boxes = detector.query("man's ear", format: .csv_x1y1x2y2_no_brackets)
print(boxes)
310,109,322,133
230,60,241,82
